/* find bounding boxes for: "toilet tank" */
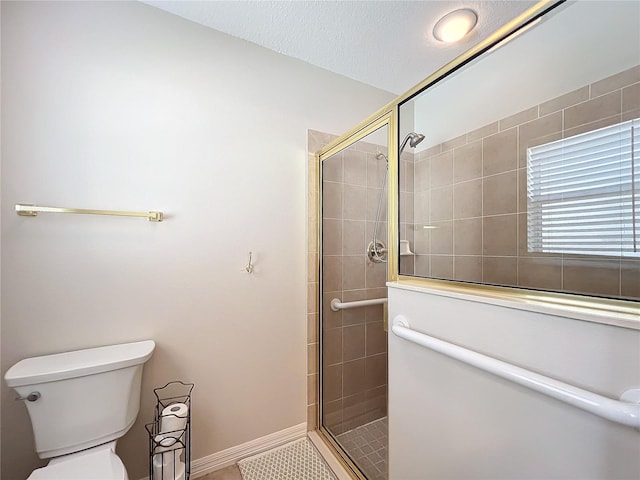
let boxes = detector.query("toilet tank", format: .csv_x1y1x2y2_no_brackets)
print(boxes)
4,340,155,459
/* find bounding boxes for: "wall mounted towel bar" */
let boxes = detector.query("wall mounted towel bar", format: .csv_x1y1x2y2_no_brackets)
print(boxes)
392,316,640,428
15,204,164,222
331,297,387,312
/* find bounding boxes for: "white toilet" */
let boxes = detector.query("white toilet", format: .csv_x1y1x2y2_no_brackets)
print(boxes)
4,340,155,479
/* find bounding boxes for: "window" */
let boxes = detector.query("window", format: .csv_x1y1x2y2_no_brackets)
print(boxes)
527,119,640,257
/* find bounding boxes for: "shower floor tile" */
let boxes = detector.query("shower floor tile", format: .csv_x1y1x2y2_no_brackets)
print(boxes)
336,417,387,480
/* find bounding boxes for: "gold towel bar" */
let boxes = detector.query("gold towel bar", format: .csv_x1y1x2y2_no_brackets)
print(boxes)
15,204,164,222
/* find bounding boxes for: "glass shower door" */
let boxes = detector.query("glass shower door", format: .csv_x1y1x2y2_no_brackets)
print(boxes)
319,123,390,480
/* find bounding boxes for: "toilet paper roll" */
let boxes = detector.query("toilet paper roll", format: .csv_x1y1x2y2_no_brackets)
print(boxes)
160,403,188,434
153,450,185,480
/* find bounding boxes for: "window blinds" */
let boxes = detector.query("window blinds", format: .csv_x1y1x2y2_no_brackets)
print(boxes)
527,118,639,257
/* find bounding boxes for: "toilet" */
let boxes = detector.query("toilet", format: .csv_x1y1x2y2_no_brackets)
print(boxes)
4,340,155,479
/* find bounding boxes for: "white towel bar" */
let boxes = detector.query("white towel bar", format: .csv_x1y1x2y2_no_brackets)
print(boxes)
330,297,387,312
392,316,640,428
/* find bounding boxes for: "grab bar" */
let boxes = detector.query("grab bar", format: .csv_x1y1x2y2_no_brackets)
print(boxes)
392,316,640,428
331,297,387,312
16,204,163,222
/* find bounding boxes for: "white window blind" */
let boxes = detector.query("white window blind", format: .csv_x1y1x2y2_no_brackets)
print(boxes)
527,118,639,257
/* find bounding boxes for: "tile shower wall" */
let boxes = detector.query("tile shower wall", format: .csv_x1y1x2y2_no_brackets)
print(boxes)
321,139,389,436
410,65,640,299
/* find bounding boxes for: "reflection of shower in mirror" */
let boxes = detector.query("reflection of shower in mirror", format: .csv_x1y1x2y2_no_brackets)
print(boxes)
367,133,425,263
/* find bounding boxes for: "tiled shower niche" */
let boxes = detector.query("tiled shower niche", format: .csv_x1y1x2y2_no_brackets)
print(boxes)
401,65,640,300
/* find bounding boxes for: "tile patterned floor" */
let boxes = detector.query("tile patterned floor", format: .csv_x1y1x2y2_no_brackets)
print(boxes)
336,417,388,480
238,438,337,480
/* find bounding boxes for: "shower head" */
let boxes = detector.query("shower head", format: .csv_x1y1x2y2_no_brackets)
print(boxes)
399,132,425,153
376,152,389,164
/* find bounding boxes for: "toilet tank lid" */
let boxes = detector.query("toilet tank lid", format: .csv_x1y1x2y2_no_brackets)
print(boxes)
5,340,155,387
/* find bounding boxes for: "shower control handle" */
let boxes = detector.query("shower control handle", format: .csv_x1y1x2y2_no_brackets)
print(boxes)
16,391,41,402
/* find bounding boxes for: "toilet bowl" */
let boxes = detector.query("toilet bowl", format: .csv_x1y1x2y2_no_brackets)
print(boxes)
27,441,127,480
4,340,155,479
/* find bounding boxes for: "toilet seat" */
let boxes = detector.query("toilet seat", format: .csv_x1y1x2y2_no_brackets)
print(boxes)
28,442,127,480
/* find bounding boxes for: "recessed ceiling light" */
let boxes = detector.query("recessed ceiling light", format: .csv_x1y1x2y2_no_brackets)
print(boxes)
433,8,478,43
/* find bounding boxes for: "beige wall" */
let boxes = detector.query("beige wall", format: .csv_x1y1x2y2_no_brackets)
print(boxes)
0,2,394,479
407,65,640,299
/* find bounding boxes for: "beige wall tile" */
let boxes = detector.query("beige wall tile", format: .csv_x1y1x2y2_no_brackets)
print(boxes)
539,86,589,116
364,353,387,390
364,302,384,323
308,253,318,283
454,218,482,255
518,112,562,168
442,133,467,152
322,153,343,183
563,258,620,297
622,108,640,122
323,364,343,403
467,121,499,143
454,140,483,182
431,255,453,279
414,158,429,192
590,65,640,97
342,392,366,431
400,255,415,275
323,399,343,434
454,179,482,219
430,185,453,221
483,214,518,256
367,152,387,187
563,114,622,139
366,187,387,221
343,220,366,255
343,324,366,361
414,254,430,277
307,404,317,431
322,218,342,255
366,321,387,356
564,90,621,130
621,260,640,298
414,191,430,223
519,131,562,170
483,256,517,285
308,373,317,406
483,128,517,176
430,221,453,254
366,220,387,245
308,313,318,343
413,226,430,254
430,150,454,188
400,192,414,223
322,181,342,219
308,342,318,374
454,256,482,282
500,106,538,131
517,168,528,214
323,255,343,292
324,327,343,366
483,171,517,216
366,260,387,288
323,293,342,329
365,386,388,419
518,257,562,290
343,358,366,397
343,184,367,220
343,255,365,290
308,282,318,314
342,289,367,326
344,149,367,186
419,143,443,159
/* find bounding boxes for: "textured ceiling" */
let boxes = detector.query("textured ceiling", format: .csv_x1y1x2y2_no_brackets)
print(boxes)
143,1,538,94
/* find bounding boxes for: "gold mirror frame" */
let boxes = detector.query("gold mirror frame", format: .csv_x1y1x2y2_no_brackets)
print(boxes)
316,0,639,332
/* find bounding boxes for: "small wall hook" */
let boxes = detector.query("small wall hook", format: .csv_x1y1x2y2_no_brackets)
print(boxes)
245,252,254,274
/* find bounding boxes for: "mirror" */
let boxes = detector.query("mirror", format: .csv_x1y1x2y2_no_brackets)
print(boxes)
398,0,640,301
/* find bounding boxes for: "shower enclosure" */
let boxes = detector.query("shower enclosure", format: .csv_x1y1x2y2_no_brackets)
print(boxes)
317,113,425,479
318,120,391,480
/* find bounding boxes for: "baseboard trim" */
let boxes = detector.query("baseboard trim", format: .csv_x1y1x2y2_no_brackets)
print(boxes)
190,422,307,478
